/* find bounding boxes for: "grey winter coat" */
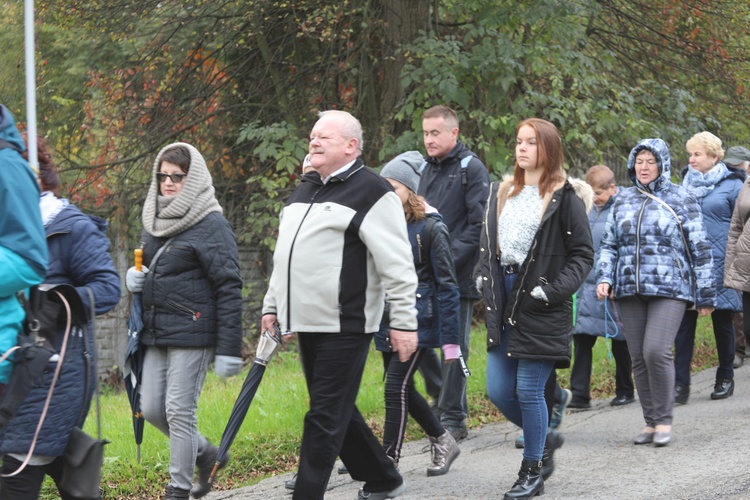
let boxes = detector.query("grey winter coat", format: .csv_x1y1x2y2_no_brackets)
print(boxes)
725,177,750,293
572,196,624,339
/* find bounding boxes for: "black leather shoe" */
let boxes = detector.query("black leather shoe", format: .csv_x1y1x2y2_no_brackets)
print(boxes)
610,395,635,406
674,383,689,405
710,378,735,400
567,398,591,409
284,473,297,491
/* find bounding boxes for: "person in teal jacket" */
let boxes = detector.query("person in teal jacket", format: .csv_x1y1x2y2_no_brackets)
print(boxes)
0,104,48,386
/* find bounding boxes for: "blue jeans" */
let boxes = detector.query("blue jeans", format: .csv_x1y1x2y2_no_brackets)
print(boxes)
486,272,554,461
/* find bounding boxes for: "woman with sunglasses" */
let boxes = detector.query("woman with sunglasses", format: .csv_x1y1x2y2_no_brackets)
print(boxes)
125,143,244,500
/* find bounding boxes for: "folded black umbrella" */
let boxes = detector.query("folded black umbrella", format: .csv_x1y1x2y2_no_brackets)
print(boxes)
208,326,285,486
124,292,144,462
123,249,145,462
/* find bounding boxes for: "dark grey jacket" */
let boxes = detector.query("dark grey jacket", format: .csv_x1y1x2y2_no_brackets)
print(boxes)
140,212,243,356
418,142,490,299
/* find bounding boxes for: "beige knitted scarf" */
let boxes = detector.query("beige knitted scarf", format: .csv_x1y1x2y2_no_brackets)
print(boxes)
141,142,222,238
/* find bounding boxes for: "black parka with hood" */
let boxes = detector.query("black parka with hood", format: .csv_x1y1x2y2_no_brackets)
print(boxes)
475,177,594,367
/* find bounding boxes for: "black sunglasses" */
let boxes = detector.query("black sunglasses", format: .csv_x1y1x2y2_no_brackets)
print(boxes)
156,172,187,183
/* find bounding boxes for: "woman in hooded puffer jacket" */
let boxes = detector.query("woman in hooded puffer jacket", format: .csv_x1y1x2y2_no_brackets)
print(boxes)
596,138,716,448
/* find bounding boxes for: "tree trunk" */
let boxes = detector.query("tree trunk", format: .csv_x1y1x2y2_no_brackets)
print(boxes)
378,0,430,117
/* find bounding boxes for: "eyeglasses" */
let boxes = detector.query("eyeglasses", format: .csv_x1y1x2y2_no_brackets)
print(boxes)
156,172,187,183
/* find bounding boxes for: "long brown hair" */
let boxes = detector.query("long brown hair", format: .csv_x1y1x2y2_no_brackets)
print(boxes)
404,191,426,223
511,118,565,197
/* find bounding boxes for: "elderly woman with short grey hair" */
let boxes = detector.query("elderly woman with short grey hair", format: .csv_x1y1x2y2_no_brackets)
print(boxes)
673,132,743,405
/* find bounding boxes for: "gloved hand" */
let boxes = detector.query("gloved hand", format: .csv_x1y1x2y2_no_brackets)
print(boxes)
125,265,149,293
475,275,483,294
530,285,548,302
442,344,460,362
214,355,244,378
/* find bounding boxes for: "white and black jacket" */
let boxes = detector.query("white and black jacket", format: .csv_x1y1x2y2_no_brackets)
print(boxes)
263,158,418,334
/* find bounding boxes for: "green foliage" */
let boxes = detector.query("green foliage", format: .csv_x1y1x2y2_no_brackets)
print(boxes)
236,120,308,249
393,0,724,178
3,0,750,318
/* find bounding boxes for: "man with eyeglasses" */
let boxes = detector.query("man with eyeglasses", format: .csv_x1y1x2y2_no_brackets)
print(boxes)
262,110,418,500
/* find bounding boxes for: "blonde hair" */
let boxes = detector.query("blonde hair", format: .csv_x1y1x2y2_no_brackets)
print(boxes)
686,131,724,160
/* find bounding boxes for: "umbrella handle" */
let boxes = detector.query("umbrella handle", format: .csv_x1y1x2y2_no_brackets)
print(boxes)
134,248,143,272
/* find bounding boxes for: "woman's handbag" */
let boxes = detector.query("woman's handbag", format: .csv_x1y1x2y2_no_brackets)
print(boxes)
59,288,107,498
59,427,106,497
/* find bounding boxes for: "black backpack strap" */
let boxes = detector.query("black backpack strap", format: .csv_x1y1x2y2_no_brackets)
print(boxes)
0,138,19,152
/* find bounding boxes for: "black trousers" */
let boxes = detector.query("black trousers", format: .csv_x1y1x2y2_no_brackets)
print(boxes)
570,334,634,403
674,309,735,385
0,455,101,500
382,349,444,462
294,332,401,500
417,348,442,402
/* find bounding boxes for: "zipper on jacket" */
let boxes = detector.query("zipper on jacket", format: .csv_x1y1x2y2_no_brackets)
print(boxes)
417,233,424,264
482,185,498,313
507,239,537,326
286,183,326,331
167,298,201,321
635,197,648,295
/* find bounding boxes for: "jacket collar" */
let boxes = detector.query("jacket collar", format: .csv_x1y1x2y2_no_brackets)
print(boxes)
303,157,366,186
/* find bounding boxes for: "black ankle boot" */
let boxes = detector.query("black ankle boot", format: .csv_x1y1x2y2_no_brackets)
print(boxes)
163,485,190,500
541,429,564,480
504,459,544,499
674,383,689,405
710,378,734,400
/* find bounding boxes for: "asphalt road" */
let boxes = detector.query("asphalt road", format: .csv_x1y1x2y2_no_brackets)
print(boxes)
206,363,750,500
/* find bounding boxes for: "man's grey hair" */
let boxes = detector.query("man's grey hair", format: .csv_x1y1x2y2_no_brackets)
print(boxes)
318,110,364,153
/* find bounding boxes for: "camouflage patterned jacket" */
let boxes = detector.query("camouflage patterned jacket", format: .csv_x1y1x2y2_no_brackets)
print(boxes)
596,138,716,308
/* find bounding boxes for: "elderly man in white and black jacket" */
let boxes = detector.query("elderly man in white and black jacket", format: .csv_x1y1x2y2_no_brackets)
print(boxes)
262,110,418,500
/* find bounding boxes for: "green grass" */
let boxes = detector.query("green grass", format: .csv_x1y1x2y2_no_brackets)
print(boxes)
41,316,721,498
